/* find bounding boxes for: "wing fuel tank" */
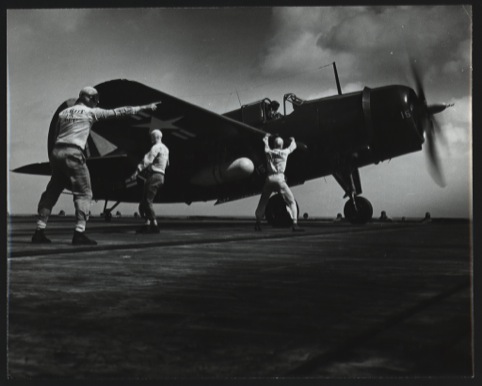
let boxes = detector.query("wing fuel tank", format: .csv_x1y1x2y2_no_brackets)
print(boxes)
190,157,255,186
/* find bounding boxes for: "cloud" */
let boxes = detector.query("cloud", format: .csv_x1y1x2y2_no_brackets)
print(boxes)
440,96,471,155
261,31,334,74
38,9,92,33
8,9,92,36
262,6,471,91
449,96,472,125
262,7,362,75
320,6,469,60
442,39,472,77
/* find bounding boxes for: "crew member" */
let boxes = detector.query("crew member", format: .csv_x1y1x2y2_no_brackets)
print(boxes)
267,100,282,120
255,134,303,232
379,210,393,222
32,86,158,245
131,129,169,234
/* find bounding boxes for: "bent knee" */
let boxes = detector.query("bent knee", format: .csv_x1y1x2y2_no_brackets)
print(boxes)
74,190,93,201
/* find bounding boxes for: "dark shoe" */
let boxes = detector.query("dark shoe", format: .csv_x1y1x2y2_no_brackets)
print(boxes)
149,224,160,234
254,222,262,231
72,231,97,245
292,224,305,232
136,225,150,234
138,204,147,219
136,224,160,234
32,229,51,244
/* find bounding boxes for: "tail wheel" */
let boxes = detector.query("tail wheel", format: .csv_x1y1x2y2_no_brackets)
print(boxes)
265,193,299,228
344,196,373,224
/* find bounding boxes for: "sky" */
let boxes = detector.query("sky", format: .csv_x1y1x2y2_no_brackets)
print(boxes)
6,5,473,219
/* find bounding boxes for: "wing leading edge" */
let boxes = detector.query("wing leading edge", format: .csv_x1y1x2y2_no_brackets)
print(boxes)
92,79,267,147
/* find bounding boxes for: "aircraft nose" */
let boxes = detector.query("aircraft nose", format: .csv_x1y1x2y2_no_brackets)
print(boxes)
403,89,425,143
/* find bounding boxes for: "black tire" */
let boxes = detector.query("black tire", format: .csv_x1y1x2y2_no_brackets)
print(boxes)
265,194,299,227
344,196,373,224
104,211,113,222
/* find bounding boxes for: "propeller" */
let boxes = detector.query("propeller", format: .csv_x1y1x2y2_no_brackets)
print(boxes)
410,61,452,187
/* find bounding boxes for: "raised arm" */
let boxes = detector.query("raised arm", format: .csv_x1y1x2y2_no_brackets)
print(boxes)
287,137,297,153
93,102,159,121
263,134,271,152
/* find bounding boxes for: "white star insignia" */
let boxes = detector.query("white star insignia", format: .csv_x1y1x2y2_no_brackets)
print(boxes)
132,115,183,131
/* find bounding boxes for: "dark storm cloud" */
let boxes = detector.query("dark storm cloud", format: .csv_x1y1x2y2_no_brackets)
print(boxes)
264,6,471,96
320,6,470,80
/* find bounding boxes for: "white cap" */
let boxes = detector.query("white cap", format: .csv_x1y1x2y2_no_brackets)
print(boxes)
274,137,284,148
79,86,98,98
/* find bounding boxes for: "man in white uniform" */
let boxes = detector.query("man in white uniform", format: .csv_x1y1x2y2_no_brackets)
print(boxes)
255,134,304,232
32,86,158,245
131,129,169,234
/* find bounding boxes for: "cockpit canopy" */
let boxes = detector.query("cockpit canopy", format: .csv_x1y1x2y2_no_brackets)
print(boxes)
223,93,306,127
282,93,305,116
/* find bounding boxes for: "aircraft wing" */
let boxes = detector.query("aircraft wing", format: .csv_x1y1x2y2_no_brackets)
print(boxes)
92,79,266,150
13,79,269,203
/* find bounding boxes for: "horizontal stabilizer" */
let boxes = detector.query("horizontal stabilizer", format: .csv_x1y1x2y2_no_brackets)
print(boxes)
12,162,51,175
12,154,130,177
87,153,128,163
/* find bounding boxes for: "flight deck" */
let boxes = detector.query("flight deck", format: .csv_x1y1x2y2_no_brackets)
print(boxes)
6,216,473,380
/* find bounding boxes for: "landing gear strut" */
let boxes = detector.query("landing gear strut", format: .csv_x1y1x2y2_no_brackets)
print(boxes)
334,166,373,225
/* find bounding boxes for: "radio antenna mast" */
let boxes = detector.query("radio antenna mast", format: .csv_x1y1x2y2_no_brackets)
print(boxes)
333,62,342,95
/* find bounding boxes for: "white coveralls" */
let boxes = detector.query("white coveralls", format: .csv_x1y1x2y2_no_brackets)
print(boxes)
255,138,298,223
37,104,145,232
136,142,169,221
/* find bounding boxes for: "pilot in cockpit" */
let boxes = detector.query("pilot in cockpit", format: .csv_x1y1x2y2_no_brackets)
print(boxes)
267,100,282,120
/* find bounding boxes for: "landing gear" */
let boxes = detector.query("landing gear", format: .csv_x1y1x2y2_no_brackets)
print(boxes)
344,196,373,224
102,200,120,222
265,194,299,228
104,211,112,222
333,165,373,225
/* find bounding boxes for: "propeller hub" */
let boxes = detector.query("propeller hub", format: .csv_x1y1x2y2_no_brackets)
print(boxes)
428,103,452,115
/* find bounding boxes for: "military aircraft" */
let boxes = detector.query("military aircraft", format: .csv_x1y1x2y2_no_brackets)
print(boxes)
13,63,452,225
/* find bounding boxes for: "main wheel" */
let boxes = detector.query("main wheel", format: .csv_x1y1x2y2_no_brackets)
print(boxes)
343,196,373,224
265,194,299,227
104,211,113,222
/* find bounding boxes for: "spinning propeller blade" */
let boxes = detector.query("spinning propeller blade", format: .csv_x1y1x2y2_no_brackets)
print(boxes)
411,61,451,187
